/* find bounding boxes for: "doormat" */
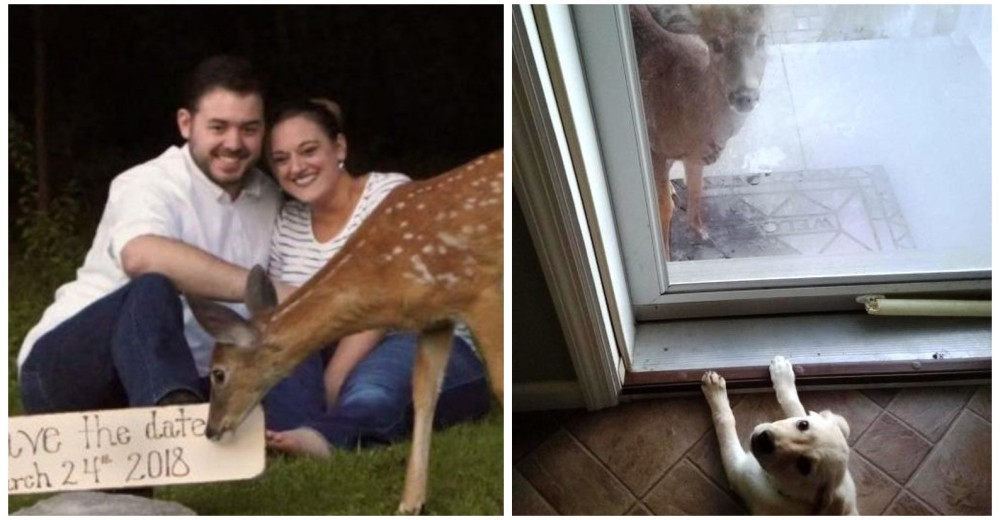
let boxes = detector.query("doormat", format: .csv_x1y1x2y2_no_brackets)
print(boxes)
669,166,915,262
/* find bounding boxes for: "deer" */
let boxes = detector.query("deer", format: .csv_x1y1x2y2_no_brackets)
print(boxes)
187,149,504,514
630,5,768,256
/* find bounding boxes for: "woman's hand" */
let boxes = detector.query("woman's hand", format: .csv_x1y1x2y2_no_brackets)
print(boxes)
274,281,299,303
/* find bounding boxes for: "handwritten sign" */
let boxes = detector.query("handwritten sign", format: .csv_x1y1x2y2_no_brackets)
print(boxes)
9,404,264,494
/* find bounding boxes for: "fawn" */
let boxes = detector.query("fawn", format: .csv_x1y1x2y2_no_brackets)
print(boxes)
189,150,503,514
630,5,768,254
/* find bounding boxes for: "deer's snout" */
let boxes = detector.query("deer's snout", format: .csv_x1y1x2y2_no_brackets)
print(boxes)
729,87,760,113
205,423,224,441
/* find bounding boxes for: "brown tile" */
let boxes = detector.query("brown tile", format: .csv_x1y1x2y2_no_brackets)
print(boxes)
686,430,731,492
862,388,900,408
627,502,652,515
643,460,745,515
514,411,561,463
965,385,991,422
517,430,633,515
564,397,712,496
854,414,933,483
850,451,901,515
888,386,976,441
907,411,991,515
884,491,938,515
798,390,882,445
512,468,557,516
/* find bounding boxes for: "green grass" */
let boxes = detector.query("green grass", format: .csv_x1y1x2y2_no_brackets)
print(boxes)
8,252,503,515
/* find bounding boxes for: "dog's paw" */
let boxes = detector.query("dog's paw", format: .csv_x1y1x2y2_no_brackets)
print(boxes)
769,356,796,386
701,371,727,398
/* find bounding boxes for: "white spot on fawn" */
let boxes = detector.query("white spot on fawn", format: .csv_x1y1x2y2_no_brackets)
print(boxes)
410,255,435,285
392,246,403,255
403,233,414,240
438,232,469,249
436,273,461,287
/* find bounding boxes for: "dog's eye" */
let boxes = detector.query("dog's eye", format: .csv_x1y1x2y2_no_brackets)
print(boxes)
796,456,812,475
796,420,809,431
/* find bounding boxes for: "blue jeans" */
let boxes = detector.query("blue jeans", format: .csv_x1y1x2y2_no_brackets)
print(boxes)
262,331,490,449
19,274,206,413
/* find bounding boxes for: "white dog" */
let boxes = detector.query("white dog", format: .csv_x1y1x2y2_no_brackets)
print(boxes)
701,356,858,515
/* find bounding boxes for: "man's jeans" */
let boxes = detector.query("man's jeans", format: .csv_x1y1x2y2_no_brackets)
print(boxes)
19,274,206,413
262,331,491,449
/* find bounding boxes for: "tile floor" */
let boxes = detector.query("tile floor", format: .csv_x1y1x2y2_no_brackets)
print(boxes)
514,385,991,515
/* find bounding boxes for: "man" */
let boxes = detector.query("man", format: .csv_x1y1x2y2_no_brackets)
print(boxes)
18,55,283,413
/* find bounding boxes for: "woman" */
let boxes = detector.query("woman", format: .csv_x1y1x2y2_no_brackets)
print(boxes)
261,98,490,457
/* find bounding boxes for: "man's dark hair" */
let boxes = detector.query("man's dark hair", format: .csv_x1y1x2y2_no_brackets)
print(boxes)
183,55,266,112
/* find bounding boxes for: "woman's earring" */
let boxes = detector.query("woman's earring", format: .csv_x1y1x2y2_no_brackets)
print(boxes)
338,160,345,170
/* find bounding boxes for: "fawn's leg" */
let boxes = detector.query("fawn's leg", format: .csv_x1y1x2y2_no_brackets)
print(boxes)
701,371,750,486
770,356,807,418
462,287,504,404
653,154,675,257
398,327,453,515
683,160,710,241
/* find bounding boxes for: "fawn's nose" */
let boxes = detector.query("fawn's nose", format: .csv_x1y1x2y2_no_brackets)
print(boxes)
205,424,222,441
751,429,775,456
729,87,760,113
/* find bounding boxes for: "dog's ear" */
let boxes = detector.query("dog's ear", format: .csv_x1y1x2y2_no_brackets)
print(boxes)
818,410,850,440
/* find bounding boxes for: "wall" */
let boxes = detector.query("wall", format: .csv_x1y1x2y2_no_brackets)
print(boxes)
512,191,578,385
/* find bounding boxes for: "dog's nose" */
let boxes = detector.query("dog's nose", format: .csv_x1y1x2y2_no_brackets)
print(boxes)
751,429,775,455
728,87,760,113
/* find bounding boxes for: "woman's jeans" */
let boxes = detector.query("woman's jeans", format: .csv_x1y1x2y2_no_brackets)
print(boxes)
262,331,491,449
19,274,206,413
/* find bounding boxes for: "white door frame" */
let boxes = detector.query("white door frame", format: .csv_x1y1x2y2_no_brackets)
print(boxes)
513,5,633,410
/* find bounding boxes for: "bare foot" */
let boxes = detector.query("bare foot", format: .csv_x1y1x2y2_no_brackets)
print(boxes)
265,428,331,458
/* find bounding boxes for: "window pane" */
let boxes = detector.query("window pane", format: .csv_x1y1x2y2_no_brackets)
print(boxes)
630,5,990,290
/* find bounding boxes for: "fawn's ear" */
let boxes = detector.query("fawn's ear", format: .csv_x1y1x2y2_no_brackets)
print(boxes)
246,265,278,316
188,296,261,349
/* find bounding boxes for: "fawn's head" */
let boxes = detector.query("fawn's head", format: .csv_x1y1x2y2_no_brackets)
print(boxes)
696,5,768,113
189,265,284,440
649,5,768,114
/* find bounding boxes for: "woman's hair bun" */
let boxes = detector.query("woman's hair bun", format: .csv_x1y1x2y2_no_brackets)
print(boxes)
309,97,344,129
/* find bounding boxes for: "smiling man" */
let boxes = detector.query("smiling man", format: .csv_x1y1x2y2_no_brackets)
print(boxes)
18,55,284,416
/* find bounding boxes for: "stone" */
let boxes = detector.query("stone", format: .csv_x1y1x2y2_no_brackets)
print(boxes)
13,491,196,515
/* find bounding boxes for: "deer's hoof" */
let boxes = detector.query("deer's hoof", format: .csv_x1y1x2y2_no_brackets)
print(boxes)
397,502,426,515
